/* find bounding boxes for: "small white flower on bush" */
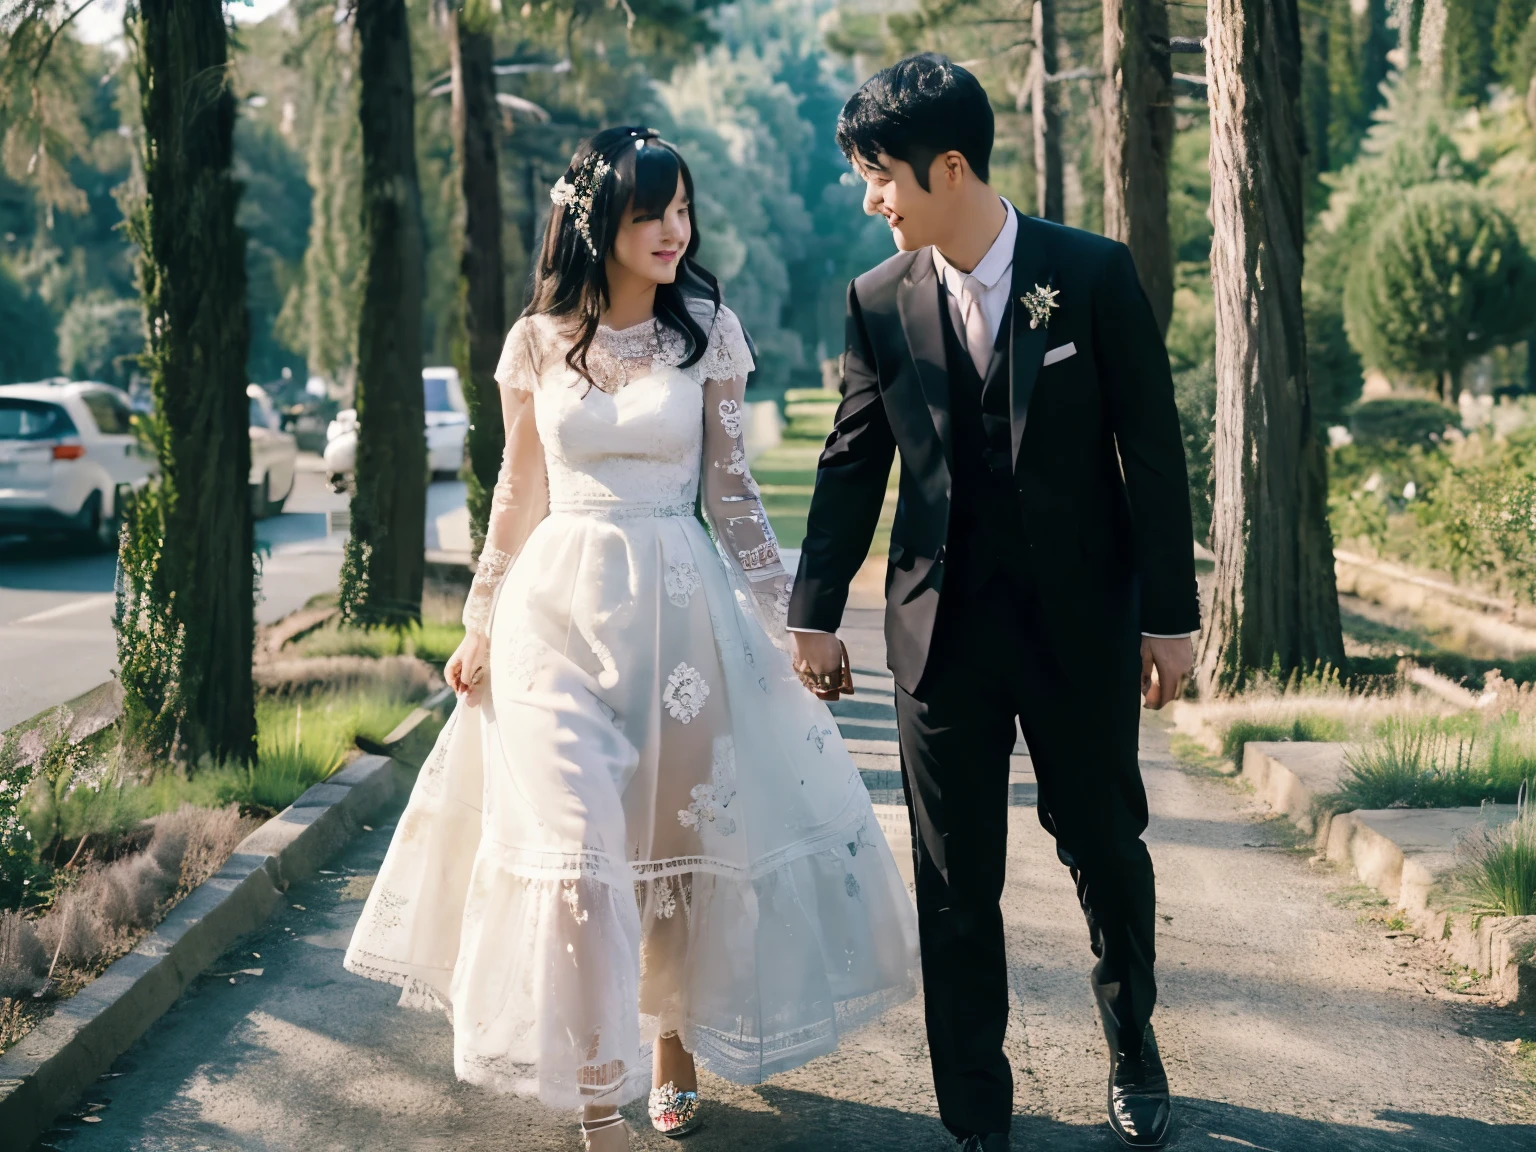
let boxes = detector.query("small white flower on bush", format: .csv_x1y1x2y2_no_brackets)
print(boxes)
1403,481,1417,501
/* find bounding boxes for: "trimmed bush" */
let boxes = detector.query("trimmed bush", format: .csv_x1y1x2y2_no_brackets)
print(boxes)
1345,183,1535,400
1347,398,1460,450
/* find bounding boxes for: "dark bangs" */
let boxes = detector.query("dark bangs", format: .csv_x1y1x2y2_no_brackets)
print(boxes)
526,126,723,388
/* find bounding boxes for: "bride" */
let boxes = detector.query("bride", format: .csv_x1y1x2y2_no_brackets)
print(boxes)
343,126,917,1149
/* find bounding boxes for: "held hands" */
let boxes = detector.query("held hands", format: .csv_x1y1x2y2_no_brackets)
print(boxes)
789,630,854,702
445,631,490,705
1141,634,1193,710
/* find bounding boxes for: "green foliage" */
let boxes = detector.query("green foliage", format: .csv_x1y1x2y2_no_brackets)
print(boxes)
0,261,58,382
56,292,142,388
1332,712,1536,808
234,116,311,384
1456,798,1536,917
1305,276,1363,424
1344,182,1534,396
1348,397,1461,448
290,618,465,664
1445,0,1501,104
1173,362,1216,546
1493,0,1536,87
1221,713,1351,769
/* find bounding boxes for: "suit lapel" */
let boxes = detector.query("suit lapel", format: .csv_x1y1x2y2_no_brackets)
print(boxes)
1007,211,1054,466
895,252,953,472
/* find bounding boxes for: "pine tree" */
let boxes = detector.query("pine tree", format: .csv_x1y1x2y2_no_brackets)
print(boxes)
1493,0,1536,85
1344,183,1533,400
1302,0,1333,187
1444,0,1499,102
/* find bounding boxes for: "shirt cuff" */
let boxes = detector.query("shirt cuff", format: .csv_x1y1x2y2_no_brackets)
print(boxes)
1141,632,1196,639
786,627,833,634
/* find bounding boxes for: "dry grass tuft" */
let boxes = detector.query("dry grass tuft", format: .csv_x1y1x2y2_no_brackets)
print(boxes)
0,911,48,999
254,654,441,700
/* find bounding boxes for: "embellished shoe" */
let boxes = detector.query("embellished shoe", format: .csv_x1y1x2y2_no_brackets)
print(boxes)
581,1112,630,1151
648,1080,703,1137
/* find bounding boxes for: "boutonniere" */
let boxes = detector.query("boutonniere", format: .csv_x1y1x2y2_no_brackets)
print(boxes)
1020,283,1060,330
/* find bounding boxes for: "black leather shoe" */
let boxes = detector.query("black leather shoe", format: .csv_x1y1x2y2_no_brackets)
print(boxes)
957,1134,1009,1152
1107,1027,1171,1147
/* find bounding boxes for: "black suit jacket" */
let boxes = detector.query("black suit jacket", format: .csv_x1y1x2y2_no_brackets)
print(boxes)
787,209,1200,693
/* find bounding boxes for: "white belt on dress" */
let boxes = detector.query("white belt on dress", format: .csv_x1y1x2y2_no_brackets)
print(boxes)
547,499,696,521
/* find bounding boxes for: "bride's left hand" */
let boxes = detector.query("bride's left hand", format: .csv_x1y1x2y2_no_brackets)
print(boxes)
446,632,490,704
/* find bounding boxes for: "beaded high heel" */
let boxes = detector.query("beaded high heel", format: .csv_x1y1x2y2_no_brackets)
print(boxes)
647,1081,702,1137
580,1112,630,1151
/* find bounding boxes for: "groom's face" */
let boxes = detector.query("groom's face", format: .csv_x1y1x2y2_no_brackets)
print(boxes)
852,150,952,253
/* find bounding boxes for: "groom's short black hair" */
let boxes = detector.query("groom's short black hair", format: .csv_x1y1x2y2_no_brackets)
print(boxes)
836,54,993,189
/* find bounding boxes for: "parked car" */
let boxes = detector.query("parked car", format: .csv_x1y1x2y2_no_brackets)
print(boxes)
323,367,469,491
248,383,298,519
0,380,155,548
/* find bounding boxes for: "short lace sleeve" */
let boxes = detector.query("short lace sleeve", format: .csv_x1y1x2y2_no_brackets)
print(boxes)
494,318,540,392
690,303,755,384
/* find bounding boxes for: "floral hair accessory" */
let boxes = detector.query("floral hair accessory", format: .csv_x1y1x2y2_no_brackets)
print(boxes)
550,151,612,257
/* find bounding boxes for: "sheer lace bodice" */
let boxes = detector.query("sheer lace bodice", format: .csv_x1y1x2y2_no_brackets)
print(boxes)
463,301,789,641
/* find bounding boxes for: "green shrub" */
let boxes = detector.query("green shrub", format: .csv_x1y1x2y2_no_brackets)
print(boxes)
1335,714,1535,810
1173,361,1216,545
1347,398,1459,450
1455,800,1536,918
1221,714,1350,769
1344,183,1534,401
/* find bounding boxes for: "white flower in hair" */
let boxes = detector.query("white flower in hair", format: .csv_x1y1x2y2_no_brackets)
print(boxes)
551,151,613,257
549,176,577,207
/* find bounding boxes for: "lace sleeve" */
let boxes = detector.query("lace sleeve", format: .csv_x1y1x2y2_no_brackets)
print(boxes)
698,310,791,647
463,320,549,637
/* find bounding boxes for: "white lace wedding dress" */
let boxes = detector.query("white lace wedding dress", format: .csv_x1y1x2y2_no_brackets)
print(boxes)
344,300,917,1109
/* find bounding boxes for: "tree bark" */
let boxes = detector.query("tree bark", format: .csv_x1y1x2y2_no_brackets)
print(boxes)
119,0,254,764
450,6,506,555
1199,0,1345,694
1102,0,1175,334
342,0,427,629
1032,0,1065,222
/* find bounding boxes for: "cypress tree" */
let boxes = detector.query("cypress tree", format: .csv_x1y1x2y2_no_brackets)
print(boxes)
340,0,428,630
1444,0,1499,102
118,0,255,764
1493,0,1536,85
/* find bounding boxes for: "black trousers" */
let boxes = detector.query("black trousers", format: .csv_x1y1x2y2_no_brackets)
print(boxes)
894,569,1158,1139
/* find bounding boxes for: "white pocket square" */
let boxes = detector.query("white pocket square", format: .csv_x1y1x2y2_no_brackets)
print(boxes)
1042,341,1077,367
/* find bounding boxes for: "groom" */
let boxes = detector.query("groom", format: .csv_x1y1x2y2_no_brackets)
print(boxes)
788,55,1199,1150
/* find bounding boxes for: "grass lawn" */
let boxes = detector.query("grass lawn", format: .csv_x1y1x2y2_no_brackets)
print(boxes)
756,388,899,559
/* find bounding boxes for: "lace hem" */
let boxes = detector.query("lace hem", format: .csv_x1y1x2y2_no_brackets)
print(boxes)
475,777,871,885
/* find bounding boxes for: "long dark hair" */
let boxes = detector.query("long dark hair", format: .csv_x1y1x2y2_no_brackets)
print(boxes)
526,126,721,386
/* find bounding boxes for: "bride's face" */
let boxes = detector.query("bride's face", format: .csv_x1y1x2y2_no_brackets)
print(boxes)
608,176,691,286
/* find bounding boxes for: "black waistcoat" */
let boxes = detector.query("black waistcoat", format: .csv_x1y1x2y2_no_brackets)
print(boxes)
938,283,1034,591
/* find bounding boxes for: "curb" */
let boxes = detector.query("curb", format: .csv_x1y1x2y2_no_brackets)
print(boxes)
1237,741,1536,1007
0,700,445,1150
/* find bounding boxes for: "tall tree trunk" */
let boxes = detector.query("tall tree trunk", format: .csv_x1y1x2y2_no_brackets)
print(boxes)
342,0,427,629
450,5,506,554
1420,0,1450,88
118,0,254,764
1199,0,1345,694
1032,0,1065,222
1102,0,1175,333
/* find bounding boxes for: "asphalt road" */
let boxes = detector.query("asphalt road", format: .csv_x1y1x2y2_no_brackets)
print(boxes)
0,459,477,732
33,607,1536,1152
0,459,352,732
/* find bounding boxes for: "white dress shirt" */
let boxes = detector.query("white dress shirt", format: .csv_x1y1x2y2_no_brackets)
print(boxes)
790,198,1191,639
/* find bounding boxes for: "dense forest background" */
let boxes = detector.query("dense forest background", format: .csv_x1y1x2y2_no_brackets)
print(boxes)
2,0,1534,435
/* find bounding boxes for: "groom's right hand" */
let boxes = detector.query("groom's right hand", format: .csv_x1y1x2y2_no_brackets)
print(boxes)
790,630,847,701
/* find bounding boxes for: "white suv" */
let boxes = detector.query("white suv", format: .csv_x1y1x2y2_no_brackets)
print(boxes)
0,381,156,549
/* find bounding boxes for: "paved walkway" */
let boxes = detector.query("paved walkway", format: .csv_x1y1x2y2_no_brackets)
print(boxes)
38,609,1536,1151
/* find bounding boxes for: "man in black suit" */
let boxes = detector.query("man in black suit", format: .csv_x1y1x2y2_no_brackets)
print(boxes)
787,55,1199,1150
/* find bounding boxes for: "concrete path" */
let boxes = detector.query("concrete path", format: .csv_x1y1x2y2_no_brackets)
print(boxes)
36,609,1536,1151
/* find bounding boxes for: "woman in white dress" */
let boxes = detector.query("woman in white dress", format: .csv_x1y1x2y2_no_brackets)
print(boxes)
343,126,917,1149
